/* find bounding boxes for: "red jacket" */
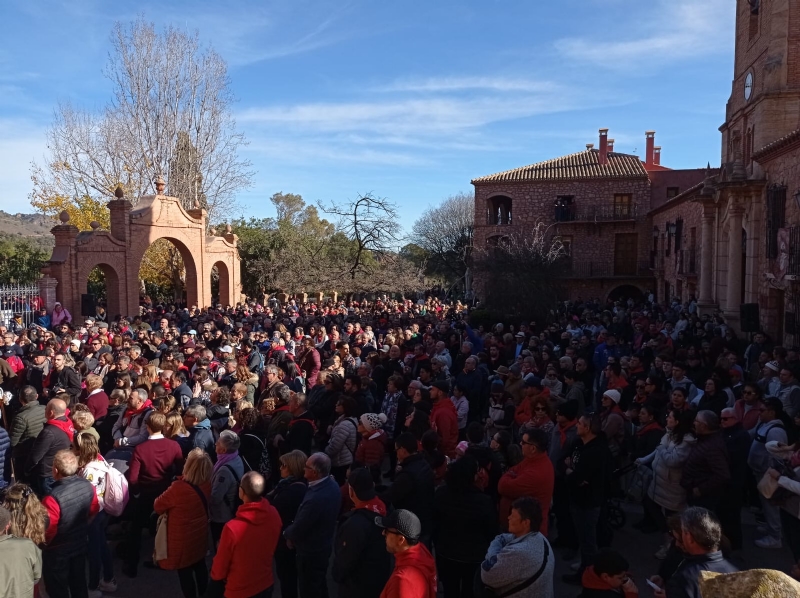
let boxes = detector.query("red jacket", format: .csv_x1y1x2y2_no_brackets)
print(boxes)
497,452,555,534
356,430,387,467
734,398,764,431
430,399,459,459
210,498,282,598
153,479,211,570
379,542,437,598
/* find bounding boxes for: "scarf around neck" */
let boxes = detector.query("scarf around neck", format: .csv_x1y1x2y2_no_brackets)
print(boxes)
213,450,239,473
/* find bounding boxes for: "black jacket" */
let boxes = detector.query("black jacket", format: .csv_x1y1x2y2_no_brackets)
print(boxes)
680,431,731,502
25,418,72,479
465,444,502,502
46,475,96,556
722,424,752,491
96,405,125,454
381,452,436,535
332,507,392,598
267,476,307,551
285,412,315,456
432,484,497,563
49,367,81,403
567,435,613,508
664,551,738,598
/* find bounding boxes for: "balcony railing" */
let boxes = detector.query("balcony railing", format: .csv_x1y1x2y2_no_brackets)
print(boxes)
554,203,637,223
560,260,652,278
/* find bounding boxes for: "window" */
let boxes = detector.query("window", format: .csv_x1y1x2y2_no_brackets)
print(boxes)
675,218,684,251
488,196,513,225
613,194,633,218
665,223,671,256
559,235,573,256
766,185,786,259
614,233,638,276
666,187,680,199
554,196,574,222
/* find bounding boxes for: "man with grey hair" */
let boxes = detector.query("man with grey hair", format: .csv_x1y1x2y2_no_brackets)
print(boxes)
680,410,730,511
649,507,737,598
108,387,153,466
210,430,245,546
283,393,315,455
184,404,216,462
285,452,341,598
434,340,452,373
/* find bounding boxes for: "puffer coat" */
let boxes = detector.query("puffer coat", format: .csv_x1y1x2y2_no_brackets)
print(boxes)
153,478,211,570
325,416,357,467
639,432,696,512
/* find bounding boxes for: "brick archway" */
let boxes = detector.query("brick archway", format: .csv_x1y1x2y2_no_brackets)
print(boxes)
41,183,241,317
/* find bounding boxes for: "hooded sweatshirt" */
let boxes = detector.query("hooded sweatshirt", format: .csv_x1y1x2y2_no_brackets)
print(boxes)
47,417,75,442
380,542,437,598
580,566,637,598
210,498,282,598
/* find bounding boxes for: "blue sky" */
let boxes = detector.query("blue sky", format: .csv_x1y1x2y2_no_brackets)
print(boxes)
1,0,734,230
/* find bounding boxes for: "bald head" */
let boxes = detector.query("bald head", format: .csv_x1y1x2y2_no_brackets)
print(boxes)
47,399,67,419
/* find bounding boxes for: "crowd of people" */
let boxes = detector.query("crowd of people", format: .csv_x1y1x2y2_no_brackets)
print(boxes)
0,293,799,597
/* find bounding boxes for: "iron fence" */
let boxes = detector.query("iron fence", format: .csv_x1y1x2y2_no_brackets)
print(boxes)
0,284,42,328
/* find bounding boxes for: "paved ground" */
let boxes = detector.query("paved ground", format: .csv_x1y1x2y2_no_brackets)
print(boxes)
101,500,795,598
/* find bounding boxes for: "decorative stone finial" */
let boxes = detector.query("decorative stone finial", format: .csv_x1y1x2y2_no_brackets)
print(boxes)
154,175,166,194
114,185,124,199
59,210,70,223
209,227,217,236
226,224,232,234
90,221,100,230
194,200,201,209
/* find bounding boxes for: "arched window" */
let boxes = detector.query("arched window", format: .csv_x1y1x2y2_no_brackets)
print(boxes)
487,196,513,225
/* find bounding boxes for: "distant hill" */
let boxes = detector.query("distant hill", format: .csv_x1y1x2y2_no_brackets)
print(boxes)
0,211,56,249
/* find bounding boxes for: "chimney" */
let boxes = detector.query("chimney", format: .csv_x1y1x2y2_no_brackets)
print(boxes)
607,139,615,152
653,146,661,166
645,130,656,165
598,128,609,165
586,143,594,150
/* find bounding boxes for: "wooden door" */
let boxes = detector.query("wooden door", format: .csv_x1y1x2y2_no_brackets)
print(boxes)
614,233,638,275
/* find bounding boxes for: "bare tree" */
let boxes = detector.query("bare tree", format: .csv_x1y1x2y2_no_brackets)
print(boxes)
411,191,474,288
472,223,565,320
319,193,403,282
31,18,253,226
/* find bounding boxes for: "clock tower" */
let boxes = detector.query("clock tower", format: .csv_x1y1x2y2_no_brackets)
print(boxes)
720,0,800,173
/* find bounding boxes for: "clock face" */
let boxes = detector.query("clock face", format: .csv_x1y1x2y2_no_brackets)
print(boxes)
745,72,753,100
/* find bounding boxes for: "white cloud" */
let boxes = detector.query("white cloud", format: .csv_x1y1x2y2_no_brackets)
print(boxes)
372,77,562,94
555,0,732,70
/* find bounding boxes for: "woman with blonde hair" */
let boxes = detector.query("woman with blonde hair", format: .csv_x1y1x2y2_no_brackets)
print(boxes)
164,411,191,455
234,365,259,402
74,432,117,592
144,364,159,385
154,448,213,598
1,483,48,547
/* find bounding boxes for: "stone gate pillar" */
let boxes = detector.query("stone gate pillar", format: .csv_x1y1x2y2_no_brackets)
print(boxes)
38,276,59,312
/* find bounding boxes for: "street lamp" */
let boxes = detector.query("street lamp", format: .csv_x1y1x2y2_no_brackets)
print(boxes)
668,222,677,236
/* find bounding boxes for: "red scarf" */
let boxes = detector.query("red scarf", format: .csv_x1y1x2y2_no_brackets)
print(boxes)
124,398,153,420
636,421,664,437
355,496,387,516
47,417,75,442
558,420,577,447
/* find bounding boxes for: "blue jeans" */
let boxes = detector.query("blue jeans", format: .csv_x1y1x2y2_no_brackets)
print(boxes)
570,505,601,571
88,510,114,588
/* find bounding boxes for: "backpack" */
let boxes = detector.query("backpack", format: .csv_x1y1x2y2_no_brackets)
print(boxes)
253,351,265,375
102,458,130,517
5,355,23,375
242,433,272,480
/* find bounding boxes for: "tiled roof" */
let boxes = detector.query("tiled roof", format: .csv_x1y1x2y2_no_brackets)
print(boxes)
471,149,649,183
752,128,800,161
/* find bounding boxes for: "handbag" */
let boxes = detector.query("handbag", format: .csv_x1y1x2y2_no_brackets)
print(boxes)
474,536,550,598
152,513,169,562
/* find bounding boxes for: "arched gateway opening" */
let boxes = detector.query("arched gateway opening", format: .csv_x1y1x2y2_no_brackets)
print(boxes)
40,180,240,318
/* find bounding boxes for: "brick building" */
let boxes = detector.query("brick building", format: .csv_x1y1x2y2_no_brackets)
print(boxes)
472,0,800,347
471,129,707,303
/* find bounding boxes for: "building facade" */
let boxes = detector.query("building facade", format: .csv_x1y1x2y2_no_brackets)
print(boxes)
472,0,800,347
472,129,707,304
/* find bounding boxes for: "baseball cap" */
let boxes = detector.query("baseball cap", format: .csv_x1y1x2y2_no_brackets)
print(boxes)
374,509,421,542
219,345,233,354
379,345,390,353
523,375,542,389
347,467,376,501
515,331,525,338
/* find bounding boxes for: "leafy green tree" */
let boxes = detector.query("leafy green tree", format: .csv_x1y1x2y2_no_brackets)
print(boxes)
0,238,49,284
